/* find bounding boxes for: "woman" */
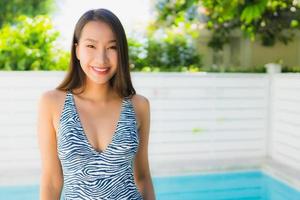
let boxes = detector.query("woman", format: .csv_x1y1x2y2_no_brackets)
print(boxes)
37,8,155,200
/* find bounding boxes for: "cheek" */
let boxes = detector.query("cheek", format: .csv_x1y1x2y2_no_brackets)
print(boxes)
109,52,118,64
79,49,93,63
80,49,90,58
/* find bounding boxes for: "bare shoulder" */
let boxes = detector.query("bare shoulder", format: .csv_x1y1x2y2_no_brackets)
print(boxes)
130,94,150,129
38,89,68,132
131,93,150,111
39,89,66,109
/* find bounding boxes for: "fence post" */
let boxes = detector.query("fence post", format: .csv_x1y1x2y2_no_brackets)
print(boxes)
264,63,281,161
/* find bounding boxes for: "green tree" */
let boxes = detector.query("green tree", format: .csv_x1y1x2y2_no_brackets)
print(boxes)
0,0,55,27
154,0,300,50
0,15,69,71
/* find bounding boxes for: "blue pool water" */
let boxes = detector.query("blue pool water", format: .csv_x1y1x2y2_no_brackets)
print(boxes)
0,170,299,200
153,170,300,200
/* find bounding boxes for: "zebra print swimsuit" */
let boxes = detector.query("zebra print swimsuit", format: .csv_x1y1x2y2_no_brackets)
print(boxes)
57,90,143,200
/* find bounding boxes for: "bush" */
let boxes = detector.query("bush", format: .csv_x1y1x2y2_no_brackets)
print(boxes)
128,37,148,69
128,31,202,71
202,65,266,73
0,15,69,71
282,65,300,73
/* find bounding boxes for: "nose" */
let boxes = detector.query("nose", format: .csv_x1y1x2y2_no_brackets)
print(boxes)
94,49,108,66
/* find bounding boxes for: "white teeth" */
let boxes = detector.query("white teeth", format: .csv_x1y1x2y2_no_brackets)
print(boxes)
92,67,109,72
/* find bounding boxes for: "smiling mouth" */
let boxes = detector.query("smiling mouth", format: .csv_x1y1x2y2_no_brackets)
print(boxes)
91,66,111,74
91,66,110,72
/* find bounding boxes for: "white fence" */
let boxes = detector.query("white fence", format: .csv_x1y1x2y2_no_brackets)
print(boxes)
0,71,299,185
271,74,300,170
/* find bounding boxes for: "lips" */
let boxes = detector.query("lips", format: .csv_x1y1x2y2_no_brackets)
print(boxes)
91,66,110,74
92,66,109,72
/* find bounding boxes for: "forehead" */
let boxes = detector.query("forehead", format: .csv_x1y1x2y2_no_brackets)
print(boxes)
80,20,116,42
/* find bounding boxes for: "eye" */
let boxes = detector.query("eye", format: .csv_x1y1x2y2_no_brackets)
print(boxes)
86,45,95,48
108,46,117,50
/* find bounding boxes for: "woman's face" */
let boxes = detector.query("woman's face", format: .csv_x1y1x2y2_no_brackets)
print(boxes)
75,20,118,85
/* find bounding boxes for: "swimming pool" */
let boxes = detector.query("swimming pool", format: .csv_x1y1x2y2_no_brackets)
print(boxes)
153,170,300,200
0,170,299,200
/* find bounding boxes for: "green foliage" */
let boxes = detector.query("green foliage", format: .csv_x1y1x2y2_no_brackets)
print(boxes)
130,64,300,73
128,31,202,71
282,65,300,73
155,0,197,27
0,15,69,71
0,0,55,27
128,38,148,69
240,0,268,24
154,0,300,51
136,65,202,72
203,65,266,73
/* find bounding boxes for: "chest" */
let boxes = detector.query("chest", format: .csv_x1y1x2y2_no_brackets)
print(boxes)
78,104,120,136
74,97,125,152
57,99,139,161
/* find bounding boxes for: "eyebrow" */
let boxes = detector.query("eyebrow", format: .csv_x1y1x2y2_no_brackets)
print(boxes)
83,38,117,43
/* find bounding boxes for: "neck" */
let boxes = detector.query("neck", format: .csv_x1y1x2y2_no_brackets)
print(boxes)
74,80,118,103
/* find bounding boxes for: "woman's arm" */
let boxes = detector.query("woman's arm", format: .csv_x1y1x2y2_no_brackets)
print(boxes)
37,91,63,200
133,95,156,200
